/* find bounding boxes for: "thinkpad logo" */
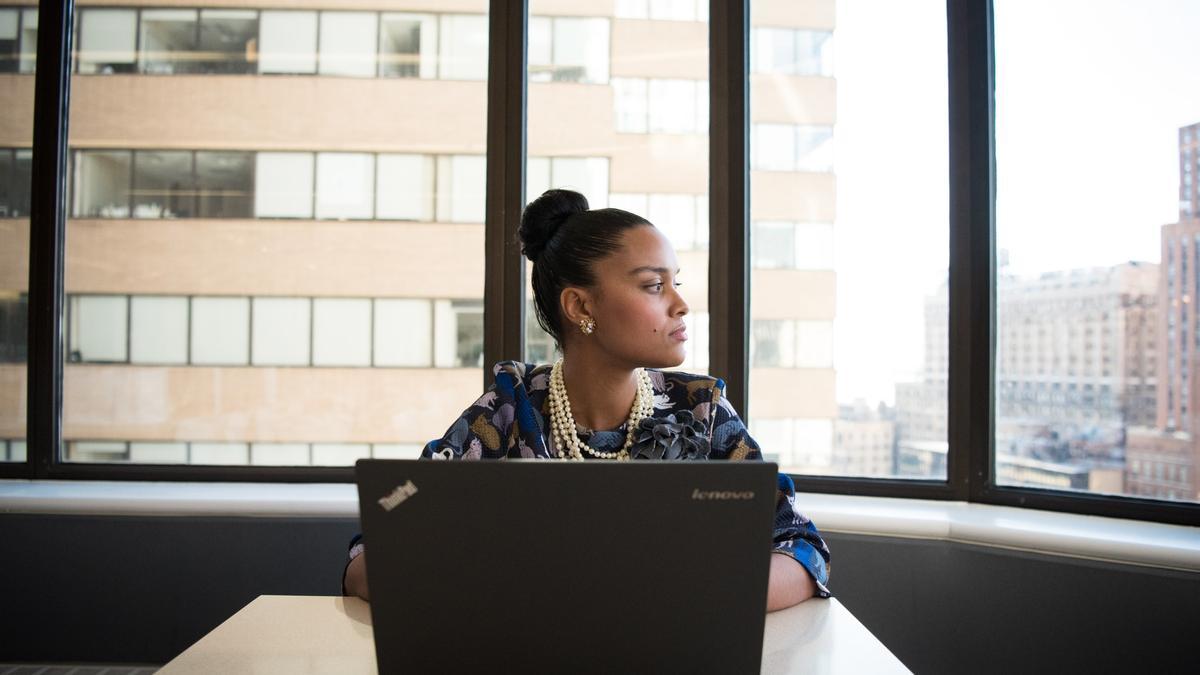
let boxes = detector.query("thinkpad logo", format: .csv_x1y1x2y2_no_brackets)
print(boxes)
691,488,755,501
378,480,418,511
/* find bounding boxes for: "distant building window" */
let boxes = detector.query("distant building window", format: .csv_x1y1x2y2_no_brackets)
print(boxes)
190,297,250,365
197,10,257,74
529,16,610,84
139,9,198,74
133,150,194,218
69,295,129,363
77,9,138,74
73,150,133,217
752,123,835,172
0,148,32,218
612,77,707,134
434,155,486,223
255,152,314,218
751,319,834,368
259,10,318,74
617,0,708,22
251,297,311,366
318,12,377,77
0,293,27,363
527,156,610,208
434,300,483,368
312,298,372,367
752,221,835,270
195,151,254,217
129,296,189,364
438,14,487,80
379,13,436,78
751,28,834,77
374,299,433,367
375,154,435,221
316,153,374,220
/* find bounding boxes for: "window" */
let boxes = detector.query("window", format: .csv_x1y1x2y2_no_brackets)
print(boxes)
0,8,18,73
195,152,254,218
376,154,434,221
616,0,708,22
0,293,27,363
318,12,377,78
434,300,483,368
77,9,137,74
435,155,486,223
197,10,257,74
251,297,311,366
259,11,317,74
0,148,33,218
379,13,437,79
255,153,314,218
529,17,610,84
438,14,487,80
752,123,834,172
747,0,947,481
526,157,610,208
316,153,374,220
752,28,834,77
312,298,371,367
995,0,1199,502
133,151,193,218
139,9,198,75
73,150,132,217
374,299,432,367
612,78,708,134
190,297,250,365
69,295,128,363
129,296,188,365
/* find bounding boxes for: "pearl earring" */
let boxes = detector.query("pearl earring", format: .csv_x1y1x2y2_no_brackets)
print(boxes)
579,317,596,335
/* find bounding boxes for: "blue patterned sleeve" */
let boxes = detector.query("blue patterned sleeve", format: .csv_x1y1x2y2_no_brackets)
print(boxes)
707,385,832,598
420,363,525,460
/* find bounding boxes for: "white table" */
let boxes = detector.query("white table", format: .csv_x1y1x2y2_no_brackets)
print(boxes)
159,595,910,674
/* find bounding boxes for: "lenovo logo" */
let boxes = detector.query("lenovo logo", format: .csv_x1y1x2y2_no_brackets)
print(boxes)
378,480,418,512
691,488,755,501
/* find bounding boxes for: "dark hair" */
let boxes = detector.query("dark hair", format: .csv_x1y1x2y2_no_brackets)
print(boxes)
519,189,650,349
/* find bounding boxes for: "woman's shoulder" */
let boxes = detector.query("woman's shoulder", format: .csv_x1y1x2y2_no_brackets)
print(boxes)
648,368,727,408
491,360,552,392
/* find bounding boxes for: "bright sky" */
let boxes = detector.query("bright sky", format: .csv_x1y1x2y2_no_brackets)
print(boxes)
831,0,1200,406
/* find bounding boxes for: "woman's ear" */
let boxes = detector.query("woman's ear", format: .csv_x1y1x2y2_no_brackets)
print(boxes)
559,286,594,328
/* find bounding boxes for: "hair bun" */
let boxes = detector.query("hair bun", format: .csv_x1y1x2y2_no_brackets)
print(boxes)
520,189,589,263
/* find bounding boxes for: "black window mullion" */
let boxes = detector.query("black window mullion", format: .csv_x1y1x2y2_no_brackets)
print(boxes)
708,0,749,420
482,0,527,392
21,0,75,480
945,0,993,501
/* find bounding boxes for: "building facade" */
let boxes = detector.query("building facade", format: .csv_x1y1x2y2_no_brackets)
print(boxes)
0,0,839,469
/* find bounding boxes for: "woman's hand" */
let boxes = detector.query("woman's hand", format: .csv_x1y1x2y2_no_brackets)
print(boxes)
766,552,816,612
344,551,370,601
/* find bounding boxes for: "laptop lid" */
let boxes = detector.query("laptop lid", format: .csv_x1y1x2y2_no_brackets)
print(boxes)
356,459,778,673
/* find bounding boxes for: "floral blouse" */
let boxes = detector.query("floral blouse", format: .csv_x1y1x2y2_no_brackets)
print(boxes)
346,361,831,597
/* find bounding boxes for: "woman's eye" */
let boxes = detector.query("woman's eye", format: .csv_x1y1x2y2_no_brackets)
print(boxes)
646,282,664,292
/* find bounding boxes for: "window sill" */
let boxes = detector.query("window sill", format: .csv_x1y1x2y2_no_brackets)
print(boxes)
1,480,1197,572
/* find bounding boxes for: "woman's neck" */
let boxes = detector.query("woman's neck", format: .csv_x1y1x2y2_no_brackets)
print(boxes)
559,352,639,431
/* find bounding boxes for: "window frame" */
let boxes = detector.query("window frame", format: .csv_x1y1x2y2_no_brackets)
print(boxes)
11,0,1199,526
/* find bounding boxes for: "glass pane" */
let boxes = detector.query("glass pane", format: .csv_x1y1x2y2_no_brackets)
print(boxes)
259,11,318,74
139,9,199,75
995,1,1200,502
197,10,257,75
524,3,709,384
1,25,31,456
64,2,489,467
748,0,948,479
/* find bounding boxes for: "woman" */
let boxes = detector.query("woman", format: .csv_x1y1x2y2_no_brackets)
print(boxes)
343,189,830,610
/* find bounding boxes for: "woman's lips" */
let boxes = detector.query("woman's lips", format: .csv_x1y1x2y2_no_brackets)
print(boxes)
669,325,688,341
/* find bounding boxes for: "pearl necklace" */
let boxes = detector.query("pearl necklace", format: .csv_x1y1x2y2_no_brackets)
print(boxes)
547,359,654,461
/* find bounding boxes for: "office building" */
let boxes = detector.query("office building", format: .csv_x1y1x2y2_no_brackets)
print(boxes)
0,0,837,469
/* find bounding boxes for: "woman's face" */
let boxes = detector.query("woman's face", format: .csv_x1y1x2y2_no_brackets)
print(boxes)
579,225,690,369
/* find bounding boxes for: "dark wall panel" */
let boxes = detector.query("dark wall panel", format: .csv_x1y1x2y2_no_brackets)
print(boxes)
1,516,1196,672
823,532,1200,674
0,514,361,663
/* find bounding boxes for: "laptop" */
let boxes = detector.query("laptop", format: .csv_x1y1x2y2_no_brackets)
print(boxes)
355,459,779,673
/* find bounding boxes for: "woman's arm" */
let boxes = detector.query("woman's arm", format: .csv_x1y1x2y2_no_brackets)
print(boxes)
344,551,369,601
766,552,816,611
